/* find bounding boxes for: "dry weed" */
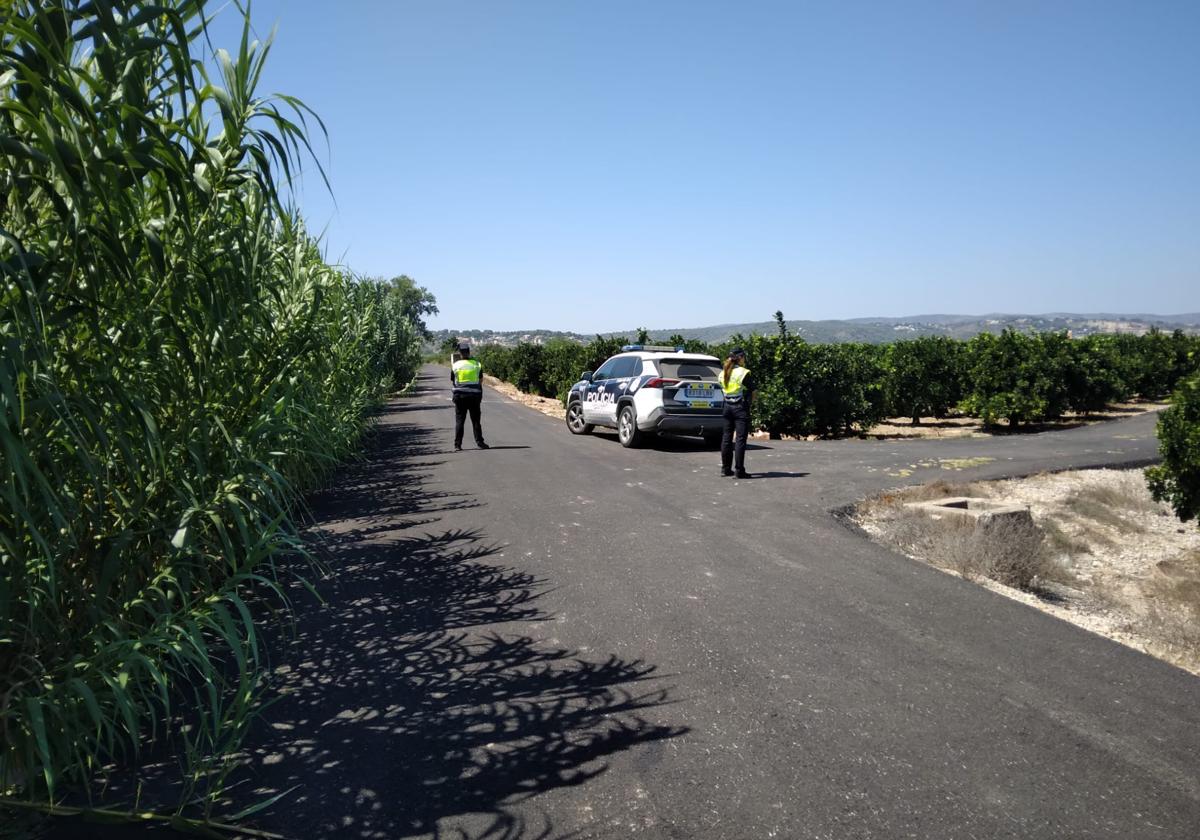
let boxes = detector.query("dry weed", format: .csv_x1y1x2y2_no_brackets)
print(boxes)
858,469,1200,674
899,479,992,502
1060,472,1166,536
874,508,966,561
1078,473,1161,513
872,507,1055,590
1139,572,1200,672
1089,549,1200,671
1062,493,1146,534
1040,518,1092,560
972,515,1054,589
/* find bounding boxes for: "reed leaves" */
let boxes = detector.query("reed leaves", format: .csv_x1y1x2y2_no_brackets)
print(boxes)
0,0,422,817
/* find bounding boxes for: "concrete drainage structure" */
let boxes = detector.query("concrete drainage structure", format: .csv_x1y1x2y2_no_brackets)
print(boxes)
903,496,1034,530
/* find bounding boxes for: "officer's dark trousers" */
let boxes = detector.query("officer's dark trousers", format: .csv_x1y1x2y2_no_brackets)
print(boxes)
453,391,485,448
720,401,749,473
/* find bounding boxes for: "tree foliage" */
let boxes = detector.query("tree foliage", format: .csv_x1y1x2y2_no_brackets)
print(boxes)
475,336,628,403
700,334,887,438
1064,335,1130,414
1113,328,1197,399
1147,371,1200,527
885,337,965,424
959,330,1072,427
478,326,1200,439
380,275,438,338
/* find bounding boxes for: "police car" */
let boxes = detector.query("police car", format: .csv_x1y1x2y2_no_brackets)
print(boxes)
565,345,726,448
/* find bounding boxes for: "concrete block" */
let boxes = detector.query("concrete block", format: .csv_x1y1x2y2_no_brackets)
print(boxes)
903,496,1034,530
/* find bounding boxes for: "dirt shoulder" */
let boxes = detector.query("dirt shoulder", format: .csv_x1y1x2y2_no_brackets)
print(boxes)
863,402,1168,440
484,374,564,420
855,469,1200,675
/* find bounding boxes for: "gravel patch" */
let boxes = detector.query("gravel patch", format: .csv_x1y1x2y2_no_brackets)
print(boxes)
856,469,1200,674
483,374,564,419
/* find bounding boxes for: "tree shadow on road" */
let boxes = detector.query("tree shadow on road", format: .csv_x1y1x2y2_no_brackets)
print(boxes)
228,414,686,838
300,420,473,530
240,413,685,838
41,405,685,840
233,527,682,839
390,402,453,413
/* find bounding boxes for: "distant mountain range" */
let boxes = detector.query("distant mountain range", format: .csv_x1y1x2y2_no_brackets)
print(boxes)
431,313,1200,348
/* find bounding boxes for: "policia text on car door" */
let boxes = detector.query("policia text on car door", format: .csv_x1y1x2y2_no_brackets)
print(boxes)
584,356,641,425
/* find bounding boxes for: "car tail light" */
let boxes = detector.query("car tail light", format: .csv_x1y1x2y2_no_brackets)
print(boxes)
643,378,680,389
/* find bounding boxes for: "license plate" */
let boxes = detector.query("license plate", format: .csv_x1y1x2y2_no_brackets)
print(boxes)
684,388,713,398
690,400,711,409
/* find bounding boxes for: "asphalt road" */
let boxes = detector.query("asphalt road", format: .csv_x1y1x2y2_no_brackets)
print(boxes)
232,366,1199,839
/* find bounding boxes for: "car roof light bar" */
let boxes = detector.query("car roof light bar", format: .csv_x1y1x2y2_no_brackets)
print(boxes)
621,344,686,352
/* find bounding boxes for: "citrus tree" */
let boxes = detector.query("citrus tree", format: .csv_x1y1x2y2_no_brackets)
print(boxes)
885,337,966,424
1064,335,1130,414
1147,371,1200,526
960,330,1070,427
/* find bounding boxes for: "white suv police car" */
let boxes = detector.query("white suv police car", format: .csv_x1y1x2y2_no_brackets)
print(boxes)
565,345,726,448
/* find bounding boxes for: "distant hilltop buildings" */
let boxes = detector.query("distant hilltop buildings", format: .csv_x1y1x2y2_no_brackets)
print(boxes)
437,329,585,349
431,312,1199,350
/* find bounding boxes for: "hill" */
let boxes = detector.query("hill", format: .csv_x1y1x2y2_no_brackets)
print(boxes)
430,313,1200,349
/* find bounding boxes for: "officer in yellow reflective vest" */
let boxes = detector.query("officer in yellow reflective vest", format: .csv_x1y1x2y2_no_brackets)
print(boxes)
720,347,753,478
451,342,488,451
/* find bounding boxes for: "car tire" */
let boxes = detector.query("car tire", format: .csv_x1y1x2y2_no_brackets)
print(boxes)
566,401,594,435
618,404,642,448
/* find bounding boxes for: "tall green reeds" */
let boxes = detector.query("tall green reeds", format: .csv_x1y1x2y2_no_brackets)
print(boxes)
0,0,420,813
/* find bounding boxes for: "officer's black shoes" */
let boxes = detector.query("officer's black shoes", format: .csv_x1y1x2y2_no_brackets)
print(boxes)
735,470,752,479
721,468,734,477
453,445,462,452
477,442,490,449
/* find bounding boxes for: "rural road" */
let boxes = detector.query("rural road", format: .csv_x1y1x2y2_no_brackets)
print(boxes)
228,366,1198,838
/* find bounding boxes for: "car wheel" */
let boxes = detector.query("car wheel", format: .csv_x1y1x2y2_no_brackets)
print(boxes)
566,401,594,435
618,405,642,448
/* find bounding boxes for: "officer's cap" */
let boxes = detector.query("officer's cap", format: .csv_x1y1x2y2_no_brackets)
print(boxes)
730,346,746,358
457,341,471,352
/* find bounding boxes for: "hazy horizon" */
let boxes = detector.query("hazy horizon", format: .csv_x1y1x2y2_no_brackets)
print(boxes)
433,311,1200,337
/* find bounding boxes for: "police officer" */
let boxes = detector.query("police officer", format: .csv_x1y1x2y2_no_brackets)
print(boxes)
720,347,753,478
451,342,489,451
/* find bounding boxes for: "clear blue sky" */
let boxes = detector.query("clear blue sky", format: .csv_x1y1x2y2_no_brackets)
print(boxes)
207,1,1199,333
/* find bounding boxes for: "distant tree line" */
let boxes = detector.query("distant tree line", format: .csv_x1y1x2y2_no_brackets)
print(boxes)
466,327,1200,439
467,325,1200,527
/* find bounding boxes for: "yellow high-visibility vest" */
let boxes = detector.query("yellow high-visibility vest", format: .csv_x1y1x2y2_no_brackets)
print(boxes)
722,366,749,401
453,358,482,385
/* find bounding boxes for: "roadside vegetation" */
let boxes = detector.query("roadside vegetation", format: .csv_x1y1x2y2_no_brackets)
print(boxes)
1,0,428,830
464,317,1199,438
1147,370,1200,529
856,471,1200,673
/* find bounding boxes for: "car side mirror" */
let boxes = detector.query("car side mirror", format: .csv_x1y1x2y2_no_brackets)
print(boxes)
580,371,594,382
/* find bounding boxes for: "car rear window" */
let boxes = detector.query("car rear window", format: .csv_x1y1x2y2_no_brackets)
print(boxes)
657,358,722,380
